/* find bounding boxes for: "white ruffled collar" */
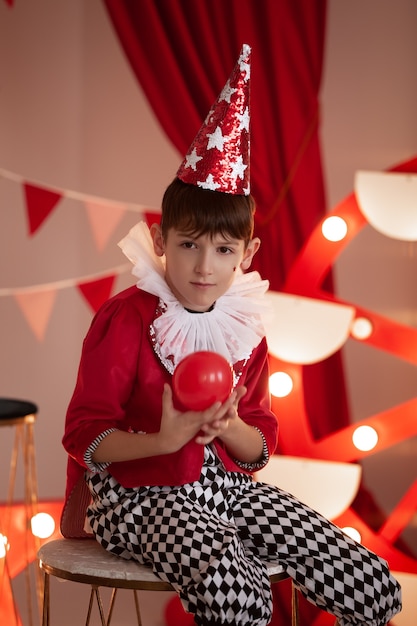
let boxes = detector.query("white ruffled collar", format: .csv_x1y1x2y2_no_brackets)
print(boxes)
119,222,271,373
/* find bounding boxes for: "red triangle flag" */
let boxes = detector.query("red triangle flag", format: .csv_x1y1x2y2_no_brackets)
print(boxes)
77,275,116,313
23,183,62,235
144,210,161,227
3,0,14,6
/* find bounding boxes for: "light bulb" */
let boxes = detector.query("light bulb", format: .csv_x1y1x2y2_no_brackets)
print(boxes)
0,533,8,558
31,512,55,539
352,425,378,452
342,526,362,544
269,372,294,398
321,216,348,242
351,317,373,340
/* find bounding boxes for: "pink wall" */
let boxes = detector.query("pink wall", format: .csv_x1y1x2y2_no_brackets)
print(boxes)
0,1,416,623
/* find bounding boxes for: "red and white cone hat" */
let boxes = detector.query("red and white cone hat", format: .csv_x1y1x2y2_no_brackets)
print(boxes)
177,44,251,196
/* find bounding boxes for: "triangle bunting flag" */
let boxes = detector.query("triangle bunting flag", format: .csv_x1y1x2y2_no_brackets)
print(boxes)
23,182,62,235
144,210,161,227
77,275,116,313
14,289,57,341
84,200,127,251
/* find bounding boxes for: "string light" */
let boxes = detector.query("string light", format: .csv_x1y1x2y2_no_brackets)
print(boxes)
321,216,348,242
342,526,362,543
0,533,9,558
269,372,293,398
31,512,55,539
352,425,378,452
351,317,373,340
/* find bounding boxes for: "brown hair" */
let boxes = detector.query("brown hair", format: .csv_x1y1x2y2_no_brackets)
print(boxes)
161,178,256,247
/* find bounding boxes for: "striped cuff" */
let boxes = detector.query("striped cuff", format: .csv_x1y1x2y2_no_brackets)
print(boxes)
84,428,117,473
233,426,269,471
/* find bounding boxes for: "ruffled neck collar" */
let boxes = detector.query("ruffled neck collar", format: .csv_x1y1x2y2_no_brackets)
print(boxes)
119,222,270,372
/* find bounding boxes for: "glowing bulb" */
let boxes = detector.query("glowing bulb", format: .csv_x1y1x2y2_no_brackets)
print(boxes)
351,317,373,340
31,512,55,539
342,526,362,543
269,372,294,398
0,533,8,558
321,216,348,242
352,425,378,452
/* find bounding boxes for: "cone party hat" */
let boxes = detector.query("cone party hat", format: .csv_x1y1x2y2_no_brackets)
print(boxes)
177,44,251,195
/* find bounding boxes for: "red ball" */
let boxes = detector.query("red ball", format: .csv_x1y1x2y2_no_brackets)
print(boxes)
172,351,233,411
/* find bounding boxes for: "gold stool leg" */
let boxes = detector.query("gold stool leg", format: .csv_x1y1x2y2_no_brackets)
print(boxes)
86,586,107,626
0,423,24,626
41,571,50,626
291,581,300,626
105,588,118,625
132,589,143,626
23,417,42,623
105,588,143,626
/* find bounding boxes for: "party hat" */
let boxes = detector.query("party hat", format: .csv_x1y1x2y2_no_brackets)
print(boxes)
177,44,251,195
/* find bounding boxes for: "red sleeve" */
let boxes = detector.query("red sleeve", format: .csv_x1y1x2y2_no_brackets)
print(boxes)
62,295,144,468
238,337,279,457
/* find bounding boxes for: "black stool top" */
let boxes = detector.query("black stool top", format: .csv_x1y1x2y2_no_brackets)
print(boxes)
0,398,38,420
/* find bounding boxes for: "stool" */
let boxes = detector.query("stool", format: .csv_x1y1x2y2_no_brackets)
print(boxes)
0,398,40,626
38,538,300,626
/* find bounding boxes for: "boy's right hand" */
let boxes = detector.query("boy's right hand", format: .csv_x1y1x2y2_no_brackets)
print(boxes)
157,383,222,454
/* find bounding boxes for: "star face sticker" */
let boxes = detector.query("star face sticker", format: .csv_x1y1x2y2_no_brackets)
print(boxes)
184,148,203,171
197,174,221,191
206,126,226,151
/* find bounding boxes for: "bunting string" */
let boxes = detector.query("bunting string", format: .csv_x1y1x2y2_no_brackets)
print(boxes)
0,263,131,296
0,166,161,338
0,167,158,214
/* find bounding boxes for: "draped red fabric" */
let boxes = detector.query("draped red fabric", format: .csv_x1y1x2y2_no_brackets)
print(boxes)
103,0,327,293
102,2,351,623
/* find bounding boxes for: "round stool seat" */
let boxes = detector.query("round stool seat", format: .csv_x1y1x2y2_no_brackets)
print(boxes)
38,539,297,626
38,538,287,590
0,397,38,425
38,539,174,591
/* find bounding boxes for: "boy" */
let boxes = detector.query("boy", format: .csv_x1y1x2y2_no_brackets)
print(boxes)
62,45,401,626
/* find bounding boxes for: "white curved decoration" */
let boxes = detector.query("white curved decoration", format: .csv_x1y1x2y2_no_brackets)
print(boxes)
264,291,355,364
255,455,362,520
354,170,417,241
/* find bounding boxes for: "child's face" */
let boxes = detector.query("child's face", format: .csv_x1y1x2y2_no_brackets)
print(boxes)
151,226,260,312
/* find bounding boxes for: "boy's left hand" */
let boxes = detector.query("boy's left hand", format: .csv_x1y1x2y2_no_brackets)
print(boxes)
195,386,247,445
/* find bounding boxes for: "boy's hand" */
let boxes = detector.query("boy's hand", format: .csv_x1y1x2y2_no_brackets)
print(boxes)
157,384,225,453
195,386,247,445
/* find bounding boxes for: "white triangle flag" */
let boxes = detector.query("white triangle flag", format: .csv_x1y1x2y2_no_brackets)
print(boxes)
14,289,57,341
85,201,126,251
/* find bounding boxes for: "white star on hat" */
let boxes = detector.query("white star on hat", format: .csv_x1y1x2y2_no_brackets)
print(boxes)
219,80,237,104
184,148,203,171
237,107,250,132
230,155,248,181
207,126,226,151
198,174,221,191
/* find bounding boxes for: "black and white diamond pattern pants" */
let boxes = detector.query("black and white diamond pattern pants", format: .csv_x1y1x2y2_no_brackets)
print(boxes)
86,449,401,626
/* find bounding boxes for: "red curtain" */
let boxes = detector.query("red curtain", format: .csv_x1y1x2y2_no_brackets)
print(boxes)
102,2,350,623
103,0,327,292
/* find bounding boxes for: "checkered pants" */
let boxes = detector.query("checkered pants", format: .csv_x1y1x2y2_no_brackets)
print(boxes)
86,447,401,626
